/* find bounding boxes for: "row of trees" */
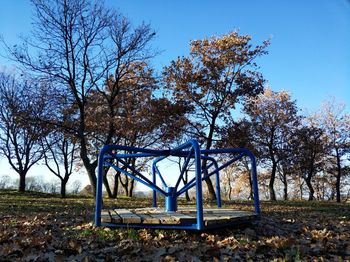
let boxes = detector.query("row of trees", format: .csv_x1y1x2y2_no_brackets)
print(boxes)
0,0,348,201
219,89,350,202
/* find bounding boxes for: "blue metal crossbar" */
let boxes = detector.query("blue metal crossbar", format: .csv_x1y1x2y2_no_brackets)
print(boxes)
94,139,260,230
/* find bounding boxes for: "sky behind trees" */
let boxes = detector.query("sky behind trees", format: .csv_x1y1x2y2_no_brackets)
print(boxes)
0,0,349,112
111,0,350,113
0,0,349,189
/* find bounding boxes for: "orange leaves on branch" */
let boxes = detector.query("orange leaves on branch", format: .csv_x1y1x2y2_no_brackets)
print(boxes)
163,31,269,130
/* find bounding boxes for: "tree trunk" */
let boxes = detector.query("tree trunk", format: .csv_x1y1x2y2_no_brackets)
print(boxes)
122,184,128,196
248,176,253,200
103,169,113,198
128,178,135,197
111,172,120,198
119,175,129,196
335,149,342,203
185,190,190,201
315,181,321,201
127,159,137,197
281,168,288,201
202,158,217,201
60,179,67,198
305,177,314,201
79,131,97,196
205,179,217,201
203,118,218,201
228,186,232,201
85,164,97,197
19,173,26,192
184,171,190,201
283,178,288,201
299,180,304,200
245,162,253,200
269,162,277,201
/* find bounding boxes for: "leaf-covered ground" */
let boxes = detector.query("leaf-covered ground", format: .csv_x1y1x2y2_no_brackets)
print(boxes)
0,190,349,261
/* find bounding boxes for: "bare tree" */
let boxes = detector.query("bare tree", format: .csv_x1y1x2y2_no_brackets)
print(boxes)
0,175,12,189
70,180,82,194
0,72,48,192
42,131,77,198
2,0,157,194
294,119,326,201
319,98,350,202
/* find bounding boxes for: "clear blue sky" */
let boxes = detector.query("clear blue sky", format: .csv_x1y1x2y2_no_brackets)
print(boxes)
0,0,349,113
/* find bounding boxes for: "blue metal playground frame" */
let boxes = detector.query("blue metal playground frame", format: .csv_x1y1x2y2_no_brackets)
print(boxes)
94,139,260,230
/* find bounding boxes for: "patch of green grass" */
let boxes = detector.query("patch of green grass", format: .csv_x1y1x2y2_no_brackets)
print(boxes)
79,228,95,238
0,189,96,218
0,189,57,198
126,228,140,240
95,228,121,241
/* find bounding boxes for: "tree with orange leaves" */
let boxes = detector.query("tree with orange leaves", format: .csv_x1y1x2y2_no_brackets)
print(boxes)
163,32,269,200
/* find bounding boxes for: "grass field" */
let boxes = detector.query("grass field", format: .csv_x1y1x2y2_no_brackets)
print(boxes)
0,189,349,261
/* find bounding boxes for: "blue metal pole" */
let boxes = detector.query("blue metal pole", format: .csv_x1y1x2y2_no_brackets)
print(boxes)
248,152,261,215
192,140,204,230
152,165,157,208
94,146,107,227
165,187,177,212
102,144,170,155
214,166,222,208
170,139,197,152
110,152,157,158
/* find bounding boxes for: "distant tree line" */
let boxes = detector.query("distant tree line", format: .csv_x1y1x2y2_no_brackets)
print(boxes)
0,0,349,201
0,174,83,195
